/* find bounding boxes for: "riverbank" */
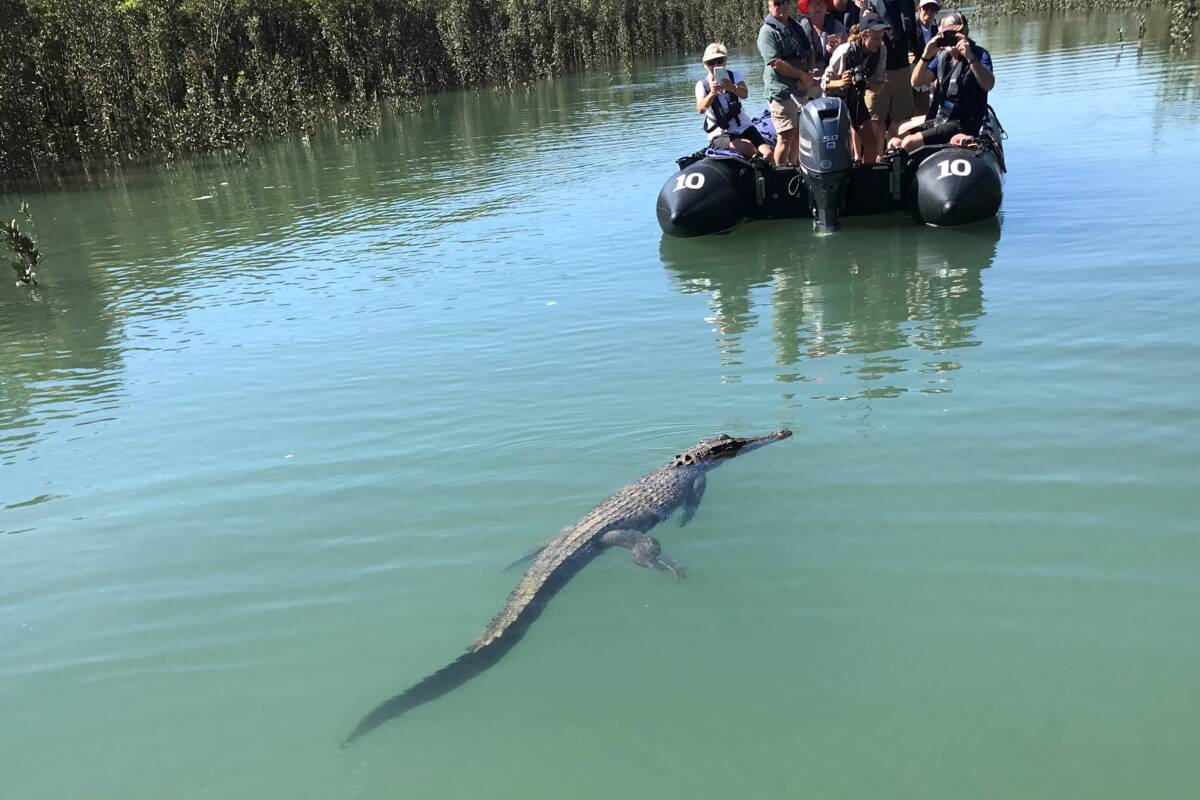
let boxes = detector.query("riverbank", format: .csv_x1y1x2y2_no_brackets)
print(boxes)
0,0,1193,183
0,0,764,182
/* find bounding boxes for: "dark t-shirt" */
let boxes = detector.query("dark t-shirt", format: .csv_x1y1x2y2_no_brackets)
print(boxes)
875,0,922,70
833,2,860,29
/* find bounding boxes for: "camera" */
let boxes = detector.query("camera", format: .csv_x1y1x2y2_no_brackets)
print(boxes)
848,64,870,90
936,30,961,47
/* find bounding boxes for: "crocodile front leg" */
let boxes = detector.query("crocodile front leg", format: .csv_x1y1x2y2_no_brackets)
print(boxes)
599,529,687,578
678,474,707,527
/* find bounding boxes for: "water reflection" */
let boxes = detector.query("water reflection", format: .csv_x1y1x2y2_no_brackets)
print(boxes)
2,6,1195,469
0,266,126,469
660,220,999,397
984,11,1200,132
0,69,681,466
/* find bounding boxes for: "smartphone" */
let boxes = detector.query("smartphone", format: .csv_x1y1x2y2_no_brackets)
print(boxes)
714,67,730,85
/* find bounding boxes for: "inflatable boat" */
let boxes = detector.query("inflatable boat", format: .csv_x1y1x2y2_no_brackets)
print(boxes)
656,97,1006,236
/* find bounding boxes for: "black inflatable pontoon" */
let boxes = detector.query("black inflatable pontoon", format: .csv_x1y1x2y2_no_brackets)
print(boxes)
657,98,1006,236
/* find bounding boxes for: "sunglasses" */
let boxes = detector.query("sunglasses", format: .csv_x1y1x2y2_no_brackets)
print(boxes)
707,57,728,65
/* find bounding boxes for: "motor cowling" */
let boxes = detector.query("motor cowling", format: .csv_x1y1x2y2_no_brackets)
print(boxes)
797,97,852,232
656,157,746,237
914,147,1002,226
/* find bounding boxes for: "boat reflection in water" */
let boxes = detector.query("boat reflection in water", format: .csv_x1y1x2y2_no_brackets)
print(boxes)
659,219,1000,399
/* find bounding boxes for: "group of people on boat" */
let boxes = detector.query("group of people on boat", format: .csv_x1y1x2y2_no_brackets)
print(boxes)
694,0,995,167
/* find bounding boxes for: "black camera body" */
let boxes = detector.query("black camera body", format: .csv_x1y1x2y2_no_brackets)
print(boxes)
936,30,961,47
847,64,870,91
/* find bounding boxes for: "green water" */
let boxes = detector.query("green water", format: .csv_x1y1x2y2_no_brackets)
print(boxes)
4,11,1200,799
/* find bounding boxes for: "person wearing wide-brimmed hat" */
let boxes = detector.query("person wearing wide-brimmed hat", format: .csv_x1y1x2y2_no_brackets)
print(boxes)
695,43,773,161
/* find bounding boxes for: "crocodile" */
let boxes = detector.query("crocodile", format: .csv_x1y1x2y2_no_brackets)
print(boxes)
341,430,792,747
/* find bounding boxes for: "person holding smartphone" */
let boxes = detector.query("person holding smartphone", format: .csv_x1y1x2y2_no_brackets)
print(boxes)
888,11,994,153
802,0,848,99
695,43,774,161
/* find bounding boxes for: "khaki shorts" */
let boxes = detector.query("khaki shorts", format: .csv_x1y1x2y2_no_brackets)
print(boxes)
865,65,917,126
769,95,802,134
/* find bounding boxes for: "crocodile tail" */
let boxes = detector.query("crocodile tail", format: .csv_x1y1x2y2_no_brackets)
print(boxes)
341,552,589,748
340,639,510,748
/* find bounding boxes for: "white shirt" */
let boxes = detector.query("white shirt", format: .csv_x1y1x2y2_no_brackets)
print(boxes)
821,42,888,91
694,69,753,141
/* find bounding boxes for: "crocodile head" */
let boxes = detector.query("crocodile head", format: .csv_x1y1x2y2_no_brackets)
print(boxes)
671,430,792,469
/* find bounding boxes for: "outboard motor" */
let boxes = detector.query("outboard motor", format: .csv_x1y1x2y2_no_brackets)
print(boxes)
913,147,1002,226
656,157,746,237
796,97,852,232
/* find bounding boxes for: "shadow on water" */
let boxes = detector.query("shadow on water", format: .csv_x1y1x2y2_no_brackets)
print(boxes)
659,218,1000,397
0,272,126,471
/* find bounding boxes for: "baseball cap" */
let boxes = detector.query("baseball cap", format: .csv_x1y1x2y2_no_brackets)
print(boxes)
859,11,890,32
938,11,966,31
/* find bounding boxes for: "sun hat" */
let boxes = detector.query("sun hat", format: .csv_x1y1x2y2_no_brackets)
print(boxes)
701,43,728,64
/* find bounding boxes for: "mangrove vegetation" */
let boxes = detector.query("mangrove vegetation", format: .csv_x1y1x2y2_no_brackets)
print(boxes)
3,203,41,285
0,0,768,179
0,0,1195,180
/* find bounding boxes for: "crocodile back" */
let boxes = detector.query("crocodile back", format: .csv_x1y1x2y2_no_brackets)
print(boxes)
469,465,694,651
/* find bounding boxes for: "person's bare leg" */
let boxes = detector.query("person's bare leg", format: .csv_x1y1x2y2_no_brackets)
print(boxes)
775,129,798,166
897,115,925,136
899,130,926,153
888,115,921,146
850,127,863,163
731,138,757,158
863,121,883,163
773,132,789,167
